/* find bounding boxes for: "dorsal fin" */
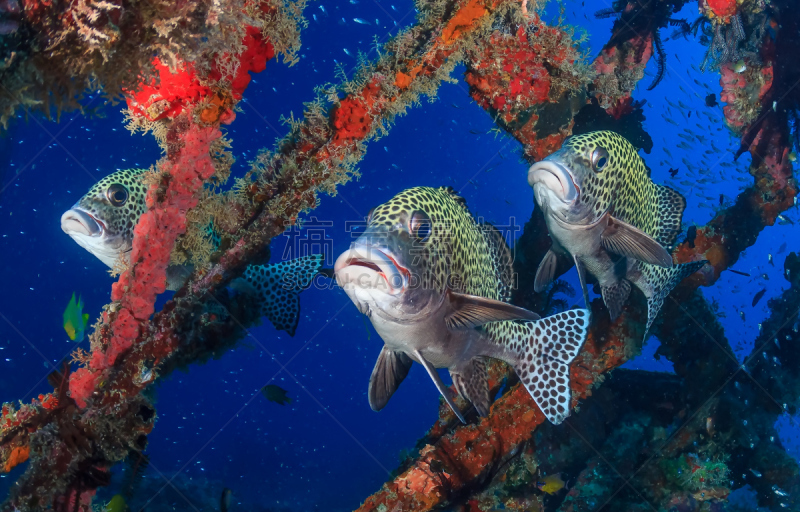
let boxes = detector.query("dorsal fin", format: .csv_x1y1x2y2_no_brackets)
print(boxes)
653,184,686,249
480,223,515,302
439,186,468,209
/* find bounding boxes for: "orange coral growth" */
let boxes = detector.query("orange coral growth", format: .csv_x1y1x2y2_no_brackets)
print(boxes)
719,60,773,133
522,129,571,161
394,71,413,89
3,445,29,473
465,26,555,114
199,94,235,125
464,18,586,161
330,79,384,146
441,0,487,44
675,228,726,269
592,33,653,113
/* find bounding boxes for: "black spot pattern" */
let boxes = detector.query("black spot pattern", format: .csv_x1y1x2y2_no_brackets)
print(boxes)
451,357,490,417
243,254,324,336
514,309,590,424
482,224,515,303
368,187,591,424
642,259,708,335
540,132,705,336
556,131,686,249
368,187,503,299
74,169,326,336
76,168,149,243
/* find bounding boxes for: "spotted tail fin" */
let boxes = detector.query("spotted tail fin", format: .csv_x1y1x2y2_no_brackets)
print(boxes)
235,254,324,336
512,309,591,424
643,260,708,336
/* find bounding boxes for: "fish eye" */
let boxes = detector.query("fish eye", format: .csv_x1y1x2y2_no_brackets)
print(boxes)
409,211,432,242
591,147,609,172
106,184,129,206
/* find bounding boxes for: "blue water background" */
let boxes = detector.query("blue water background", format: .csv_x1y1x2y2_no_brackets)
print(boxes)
1,0,798,509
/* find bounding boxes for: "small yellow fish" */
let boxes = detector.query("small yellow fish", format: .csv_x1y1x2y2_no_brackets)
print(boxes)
105,494,129,512
734,59,747,73
537,473,566,494
63,293,89,342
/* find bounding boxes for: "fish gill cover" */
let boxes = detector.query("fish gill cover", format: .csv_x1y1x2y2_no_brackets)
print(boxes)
0,0,798,510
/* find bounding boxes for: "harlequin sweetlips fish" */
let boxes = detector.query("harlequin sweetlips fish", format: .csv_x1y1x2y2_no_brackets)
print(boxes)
60,168,322,336
334,186,591,424
527,130,707,334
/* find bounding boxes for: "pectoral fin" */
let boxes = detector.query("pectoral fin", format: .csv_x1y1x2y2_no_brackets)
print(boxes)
451,358,491,417
368,347,412,411
601,216,673,268
534,249,559,293
445,291,540,331
413,350,466,424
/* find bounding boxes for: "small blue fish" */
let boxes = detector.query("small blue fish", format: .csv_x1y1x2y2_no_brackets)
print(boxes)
353,17,370,24
63,293,89,342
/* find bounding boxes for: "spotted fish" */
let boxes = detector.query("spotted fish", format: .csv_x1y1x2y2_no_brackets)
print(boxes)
60,168,322,336
528,131,706,334
334,187,590,424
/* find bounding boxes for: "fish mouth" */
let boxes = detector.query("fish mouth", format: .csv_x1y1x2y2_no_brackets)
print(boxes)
60,208,105,237
334,244,410,295
527,160,579,203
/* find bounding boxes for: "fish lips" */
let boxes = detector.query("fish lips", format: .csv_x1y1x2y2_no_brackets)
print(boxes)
61,207,104,237
527,160,579,205
61,206,129,267
334,243,410,296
